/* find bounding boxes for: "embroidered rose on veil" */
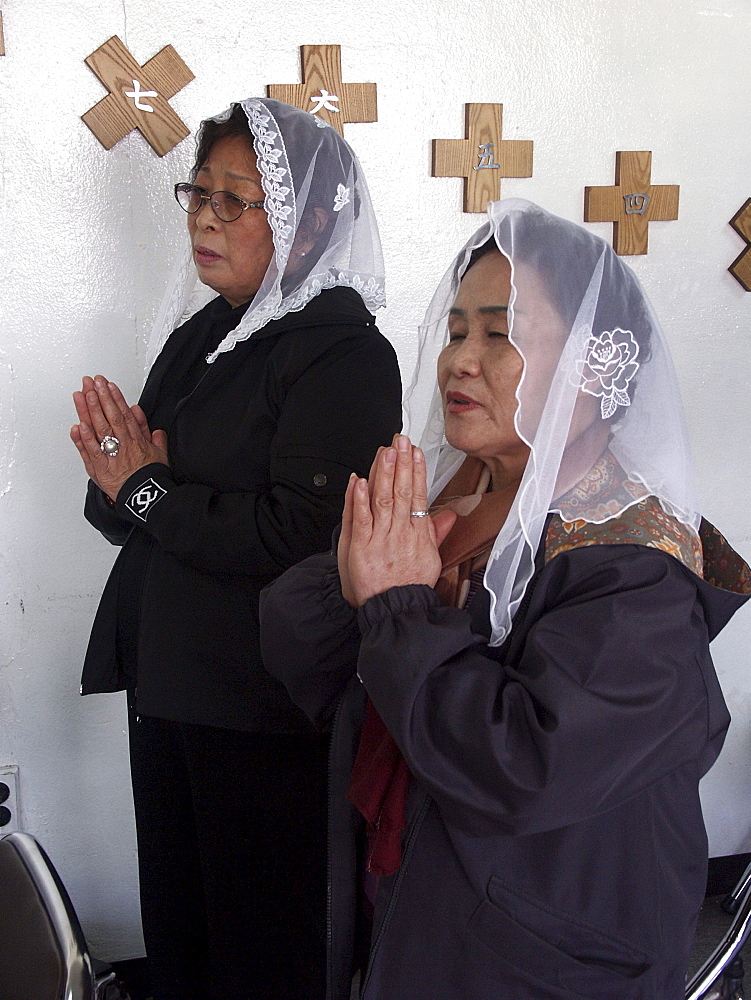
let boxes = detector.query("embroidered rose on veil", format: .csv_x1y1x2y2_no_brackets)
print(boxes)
576,328,640,420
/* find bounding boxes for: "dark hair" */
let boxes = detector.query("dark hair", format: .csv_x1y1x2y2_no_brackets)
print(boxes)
190,104,254,182
464,208,653,366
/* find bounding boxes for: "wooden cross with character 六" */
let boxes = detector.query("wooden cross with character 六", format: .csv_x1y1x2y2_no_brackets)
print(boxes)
267,45,377,136
82,35,194,157
432,103,534,213
584,151,679,255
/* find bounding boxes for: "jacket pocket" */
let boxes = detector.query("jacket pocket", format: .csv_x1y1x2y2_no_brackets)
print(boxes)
467,876,656,998
272,453,357,496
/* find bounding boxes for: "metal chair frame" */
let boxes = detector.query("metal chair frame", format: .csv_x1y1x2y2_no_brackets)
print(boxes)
686,860,751,1000
0,831,118,1000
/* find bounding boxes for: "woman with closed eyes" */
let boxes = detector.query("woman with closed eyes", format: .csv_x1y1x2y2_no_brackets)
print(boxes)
260,199,750,999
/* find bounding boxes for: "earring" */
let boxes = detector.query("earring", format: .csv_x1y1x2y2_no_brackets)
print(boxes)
299,251,307,257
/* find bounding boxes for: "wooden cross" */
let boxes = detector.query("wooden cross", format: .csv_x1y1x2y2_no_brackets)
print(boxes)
729,198,751,291
432,104,533,214
82,36,194,157
584,151,679,255
267,45,377,136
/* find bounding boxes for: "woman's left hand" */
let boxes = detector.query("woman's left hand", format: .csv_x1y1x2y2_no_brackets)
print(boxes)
70,375,169,502
344,434,456,607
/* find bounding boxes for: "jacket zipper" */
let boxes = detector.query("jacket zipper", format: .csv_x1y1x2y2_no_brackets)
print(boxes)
353,530,548,995
360,791,431,997
356,574,537,996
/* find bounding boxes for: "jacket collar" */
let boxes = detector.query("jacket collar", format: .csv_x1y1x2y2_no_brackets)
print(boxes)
209,285,376,344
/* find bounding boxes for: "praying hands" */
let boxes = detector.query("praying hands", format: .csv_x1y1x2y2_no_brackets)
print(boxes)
337,433,456,608
70,375,168,502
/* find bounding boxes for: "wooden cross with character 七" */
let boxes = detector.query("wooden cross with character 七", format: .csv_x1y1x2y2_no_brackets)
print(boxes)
82,35,194,156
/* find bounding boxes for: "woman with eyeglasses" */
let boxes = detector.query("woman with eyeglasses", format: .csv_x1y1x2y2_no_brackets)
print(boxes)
70,98,401,1000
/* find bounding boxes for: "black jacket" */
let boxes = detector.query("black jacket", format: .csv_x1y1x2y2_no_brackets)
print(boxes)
81,287,402,731
259,513,750,999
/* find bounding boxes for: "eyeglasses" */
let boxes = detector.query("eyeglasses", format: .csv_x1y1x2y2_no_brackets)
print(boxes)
174,183,265,223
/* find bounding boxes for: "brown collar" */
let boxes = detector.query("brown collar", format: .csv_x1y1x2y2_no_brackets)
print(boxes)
433,457,516,607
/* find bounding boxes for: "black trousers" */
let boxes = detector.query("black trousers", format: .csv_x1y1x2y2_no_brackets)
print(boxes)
128,708,329,1000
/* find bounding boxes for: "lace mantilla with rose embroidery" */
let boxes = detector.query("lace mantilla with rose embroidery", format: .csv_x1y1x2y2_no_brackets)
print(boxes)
576,327,640,420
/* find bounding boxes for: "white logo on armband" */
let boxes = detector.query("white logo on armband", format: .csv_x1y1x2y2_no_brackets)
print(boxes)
125,478,167,521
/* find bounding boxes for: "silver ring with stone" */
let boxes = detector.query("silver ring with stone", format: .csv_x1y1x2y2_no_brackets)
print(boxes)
100,435,120,458
410,509,430,518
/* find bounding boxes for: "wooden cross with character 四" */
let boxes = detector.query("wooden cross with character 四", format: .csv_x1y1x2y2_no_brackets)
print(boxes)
584,151,679,255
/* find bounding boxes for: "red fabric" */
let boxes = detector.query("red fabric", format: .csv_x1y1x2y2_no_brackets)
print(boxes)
347,698,411,876
347,457,497,876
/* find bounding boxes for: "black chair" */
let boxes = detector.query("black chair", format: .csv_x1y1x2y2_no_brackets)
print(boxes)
686,860,751,999
0,832,121,1000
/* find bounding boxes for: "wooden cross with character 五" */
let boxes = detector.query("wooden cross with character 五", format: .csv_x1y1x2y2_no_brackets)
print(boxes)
267,45,377,136
82,35,194,156
432,104,534,213
584,151,679,255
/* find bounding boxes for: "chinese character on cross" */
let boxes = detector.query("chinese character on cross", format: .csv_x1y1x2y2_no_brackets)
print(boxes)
432,104,533,213
124,80,159,113
584,151,679,255
475,143,500,170
267,45,377,136
309,89,340,115
81,36,194,157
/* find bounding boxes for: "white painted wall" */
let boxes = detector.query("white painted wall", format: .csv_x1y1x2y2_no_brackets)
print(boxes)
0,0,749,961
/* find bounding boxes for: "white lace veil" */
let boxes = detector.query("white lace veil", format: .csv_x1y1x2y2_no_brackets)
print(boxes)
404,199,699,645
146,97,385,368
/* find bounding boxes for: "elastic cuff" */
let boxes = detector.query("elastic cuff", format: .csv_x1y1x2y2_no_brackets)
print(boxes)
116,463,174,525
357,584,439,634
320,565,360,630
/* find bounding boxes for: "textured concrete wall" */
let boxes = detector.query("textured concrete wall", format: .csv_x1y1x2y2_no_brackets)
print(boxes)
0,0,749,960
